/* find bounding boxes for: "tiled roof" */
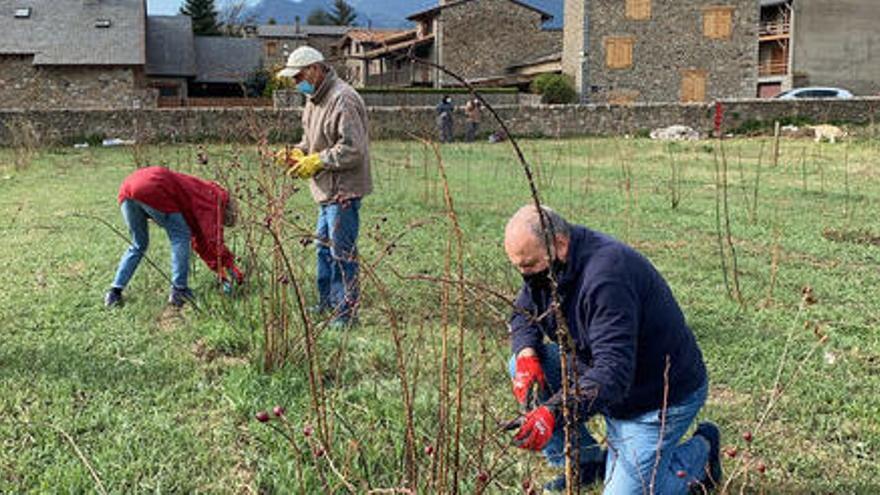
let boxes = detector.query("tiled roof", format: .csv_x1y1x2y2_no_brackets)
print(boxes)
0,0,145,65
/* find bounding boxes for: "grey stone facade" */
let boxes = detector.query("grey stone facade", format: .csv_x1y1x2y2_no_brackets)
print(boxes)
431,0,562,86
0,55,156,110
792,0,880,96
4,98,879,146
564,0,758,103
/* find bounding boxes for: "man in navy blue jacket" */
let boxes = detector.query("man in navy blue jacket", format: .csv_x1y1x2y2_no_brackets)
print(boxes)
505,205,721,494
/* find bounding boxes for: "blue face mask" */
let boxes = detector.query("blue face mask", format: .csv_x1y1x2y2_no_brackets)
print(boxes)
296,80,315,95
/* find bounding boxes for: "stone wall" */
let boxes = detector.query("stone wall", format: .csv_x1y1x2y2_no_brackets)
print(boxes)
273,90,520,109
2,98,879,147
440,0,562,85
564,0,758,103
0,55,157,110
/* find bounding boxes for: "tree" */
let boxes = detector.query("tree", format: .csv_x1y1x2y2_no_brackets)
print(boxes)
267,17,277,25
307,8,333,26
328,0,357,26
180,0,221,35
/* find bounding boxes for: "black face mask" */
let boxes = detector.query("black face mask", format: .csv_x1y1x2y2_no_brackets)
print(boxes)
522,259,565,292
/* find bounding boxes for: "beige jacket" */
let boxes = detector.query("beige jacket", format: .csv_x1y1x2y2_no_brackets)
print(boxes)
296,70,372,204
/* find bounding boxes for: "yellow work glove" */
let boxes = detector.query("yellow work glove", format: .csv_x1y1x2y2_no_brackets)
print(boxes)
288,153,323,179
272,148,304,169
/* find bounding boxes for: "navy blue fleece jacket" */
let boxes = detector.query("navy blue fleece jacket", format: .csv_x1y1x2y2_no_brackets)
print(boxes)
509,226,707,420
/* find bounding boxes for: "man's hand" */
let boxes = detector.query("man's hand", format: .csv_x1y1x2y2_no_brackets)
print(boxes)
289,153,323,179
512,355,546,405
272,148,304,169
513,406,555,451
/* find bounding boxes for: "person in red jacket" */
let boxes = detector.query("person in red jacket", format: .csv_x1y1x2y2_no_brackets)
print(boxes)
104,166,243,307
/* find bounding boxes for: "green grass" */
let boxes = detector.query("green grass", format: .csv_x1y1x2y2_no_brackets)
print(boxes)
0,136,878,493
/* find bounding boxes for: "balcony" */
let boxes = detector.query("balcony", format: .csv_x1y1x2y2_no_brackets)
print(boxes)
759,20,791,40
366,64,433,87
758,60,788,77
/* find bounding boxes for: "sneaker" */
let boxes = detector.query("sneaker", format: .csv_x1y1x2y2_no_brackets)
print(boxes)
694,421,722,490
104,288,123,307
168,287,195,307
543,459,605,492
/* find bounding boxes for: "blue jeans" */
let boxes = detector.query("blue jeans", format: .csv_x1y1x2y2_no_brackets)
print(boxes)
315,198,361,321
112,199,191,290
509,343,709,494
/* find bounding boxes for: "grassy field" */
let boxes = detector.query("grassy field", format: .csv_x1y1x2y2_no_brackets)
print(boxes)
0,136,878,494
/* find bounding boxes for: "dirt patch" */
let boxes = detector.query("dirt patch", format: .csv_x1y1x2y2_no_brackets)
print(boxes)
707,384,751,409
157,305,184,332
822,228,880,247
191,338,249,366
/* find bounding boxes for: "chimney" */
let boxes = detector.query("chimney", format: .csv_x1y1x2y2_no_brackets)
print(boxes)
295,15,300,33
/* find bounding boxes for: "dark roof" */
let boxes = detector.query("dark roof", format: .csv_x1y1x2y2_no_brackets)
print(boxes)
146,16,196,77
407,0,552,22
193,36,262,83
257,24,351,38
0,0,145,65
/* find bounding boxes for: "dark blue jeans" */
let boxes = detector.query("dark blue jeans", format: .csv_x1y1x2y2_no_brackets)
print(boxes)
315,198,361,322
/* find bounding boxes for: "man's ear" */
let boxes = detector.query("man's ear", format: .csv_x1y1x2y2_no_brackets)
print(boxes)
554,234,570,261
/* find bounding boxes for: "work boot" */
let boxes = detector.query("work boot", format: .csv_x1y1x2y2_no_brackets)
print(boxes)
543,459,605,492
104,287,123,308
693,421,722,491
168,287,195,308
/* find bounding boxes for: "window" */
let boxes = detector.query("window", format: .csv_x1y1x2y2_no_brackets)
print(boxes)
703,6,734,39
14,7,31,18
625,0,651,20
95,19,112,28
266,41,278,57
605,37,635,69
681,70,707,102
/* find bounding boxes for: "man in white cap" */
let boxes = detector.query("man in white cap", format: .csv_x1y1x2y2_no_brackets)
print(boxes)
277,46,372,329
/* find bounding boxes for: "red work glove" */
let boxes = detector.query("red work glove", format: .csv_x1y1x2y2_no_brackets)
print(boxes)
514,406,556,451
230,265,244,284
512,355,546,405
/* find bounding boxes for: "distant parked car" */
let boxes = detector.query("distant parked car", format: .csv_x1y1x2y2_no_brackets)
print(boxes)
775,87,854,99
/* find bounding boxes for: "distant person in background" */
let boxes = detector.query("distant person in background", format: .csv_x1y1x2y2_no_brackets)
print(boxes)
464,97,482,142
104,166,243,308
436,95,454,143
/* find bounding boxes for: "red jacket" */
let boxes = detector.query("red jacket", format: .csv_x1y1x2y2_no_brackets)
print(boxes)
118,166,242,282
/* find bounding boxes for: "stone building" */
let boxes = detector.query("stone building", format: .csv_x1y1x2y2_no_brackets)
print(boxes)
408,0,563,88
788,0,880,96
0,0,155,109
336,29,413,87
563,0,758,103
257,23,350,74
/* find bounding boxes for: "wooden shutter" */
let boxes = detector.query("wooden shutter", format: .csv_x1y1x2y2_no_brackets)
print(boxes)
605,37,635,69
680,70,707,103
625,0,651,20
703,6,734,39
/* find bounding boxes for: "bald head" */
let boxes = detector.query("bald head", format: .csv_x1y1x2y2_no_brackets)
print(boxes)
504,205,570,274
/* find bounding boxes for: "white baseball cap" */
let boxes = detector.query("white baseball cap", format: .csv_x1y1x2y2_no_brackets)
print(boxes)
278,46,325,79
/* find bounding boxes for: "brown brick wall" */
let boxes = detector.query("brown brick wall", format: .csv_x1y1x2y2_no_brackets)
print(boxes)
439,0,562,85
0,55,155,110
564,0,758,103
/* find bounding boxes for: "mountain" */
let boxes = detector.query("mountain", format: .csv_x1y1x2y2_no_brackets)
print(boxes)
240,0,563,29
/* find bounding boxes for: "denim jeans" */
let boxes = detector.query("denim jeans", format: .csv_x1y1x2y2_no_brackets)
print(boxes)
315,198,361,321
112,199,191,290
509,343,710,494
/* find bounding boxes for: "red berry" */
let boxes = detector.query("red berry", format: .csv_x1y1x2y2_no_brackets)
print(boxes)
255,411,270,423
273,405,285,417
477,471,489,484
302,424,313,437
742,431,753,443
424,445,434,456
725,447,738,458
756,462,767,474
314,447,324,458
676,470,687,479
